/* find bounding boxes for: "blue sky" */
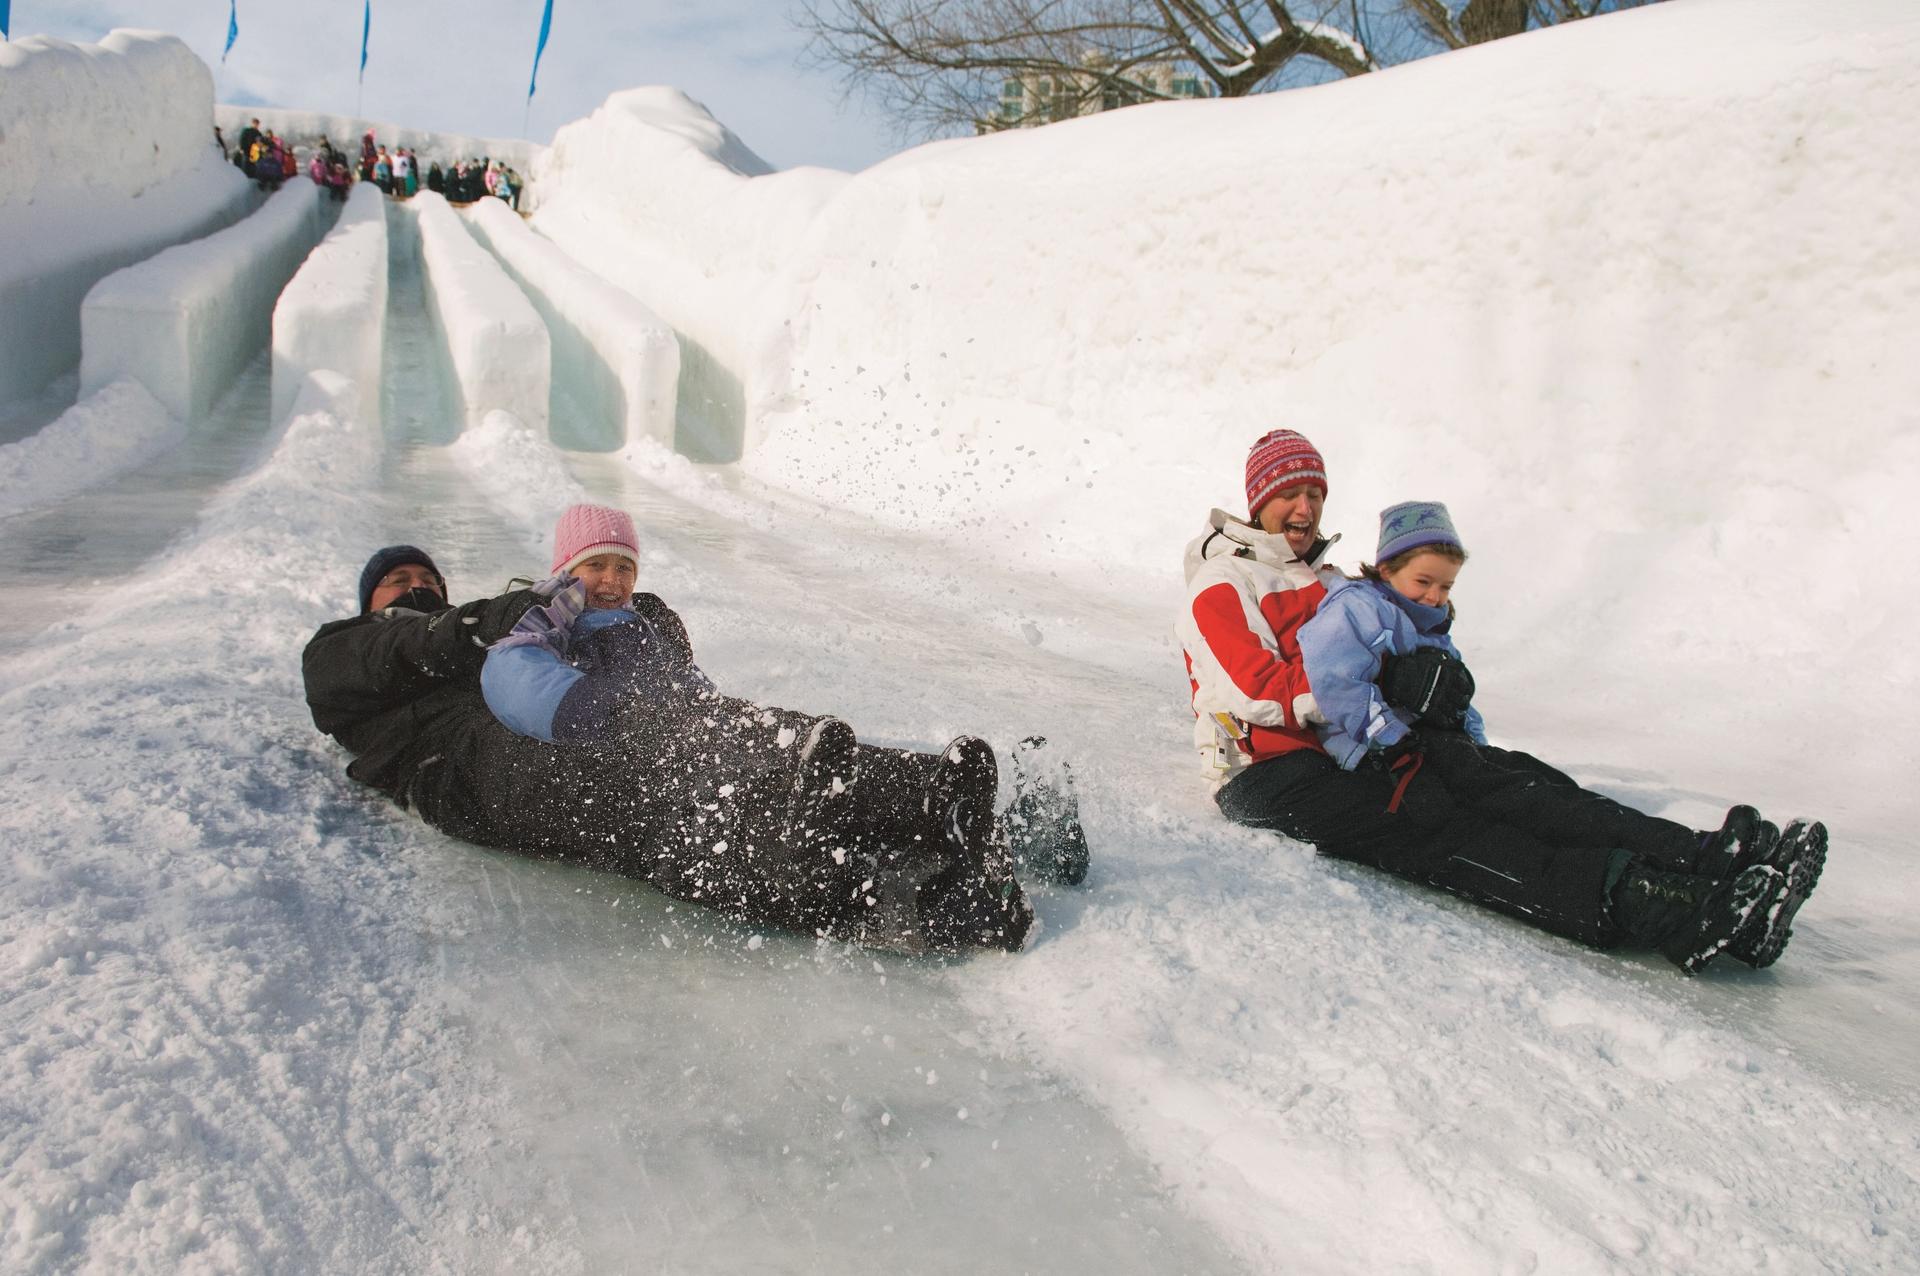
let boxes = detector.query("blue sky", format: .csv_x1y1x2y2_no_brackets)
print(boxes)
9,1,907,172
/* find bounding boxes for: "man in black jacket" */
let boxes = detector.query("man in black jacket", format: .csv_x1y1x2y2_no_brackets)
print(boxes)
302,546,1034,954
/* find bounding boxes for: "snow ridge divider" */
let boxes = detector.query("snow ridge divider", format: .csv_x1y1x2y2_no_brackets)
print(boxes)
410,191,551,435
461,198,680,451
79,181,331,421
271,182,390,428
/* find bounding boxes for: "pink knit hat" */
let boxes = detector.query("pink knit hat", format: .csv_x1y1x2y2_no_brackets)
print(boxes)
551,503,640,575
1245,429,1328,518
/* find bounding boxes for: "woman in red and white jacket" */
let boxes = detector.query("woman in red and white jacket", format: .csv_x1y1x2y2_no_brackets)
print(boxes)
1176,429,1341,784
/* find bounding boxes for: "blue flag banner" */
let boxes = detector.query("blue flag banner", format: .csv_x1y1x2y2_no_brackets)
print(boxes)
2,0,12,42
223,1,239,62
528,0,554,101
359,1,371,82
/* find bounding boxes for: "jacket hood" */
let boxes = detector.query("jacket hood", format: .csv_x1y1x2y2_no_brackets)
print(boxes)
1183,508,1338,583
1323,574,1455,635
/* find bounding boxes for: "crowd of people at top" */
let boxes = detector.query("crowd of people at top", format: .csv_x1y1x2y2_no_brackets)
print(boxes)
217,118,525,210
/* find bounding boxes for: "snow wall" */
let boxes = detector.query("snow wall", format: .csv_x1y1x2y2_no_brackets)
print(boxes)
271,182,390,427
410,192,551,434
212,104,543,209
0,31,256,406
462,197,679,452
530,87,828,462
80,181,331,421
530,0,1920,729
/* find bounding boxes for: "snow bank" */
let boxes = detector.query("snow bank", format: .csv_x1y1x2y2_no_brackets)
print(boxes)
213,104,543,208
0,380,181,518
462,197,679,451
80,181,329,420
448,410,587,543
410,192,550,434
533,0,1920,762
0,31,255,405
271,182,389,426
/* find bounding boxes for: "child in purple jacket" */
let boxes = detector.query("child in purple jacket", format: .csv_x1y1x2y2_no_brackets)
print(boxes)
1289,501,1826,975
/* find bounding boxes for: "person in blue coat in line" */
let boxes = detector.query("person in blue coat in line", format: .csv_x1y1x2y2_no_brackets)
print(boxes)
1275,501,1829,974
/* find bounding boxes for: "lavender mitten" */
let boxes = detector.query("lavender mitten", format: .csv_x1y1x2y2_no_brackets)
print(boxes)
490,576,587,657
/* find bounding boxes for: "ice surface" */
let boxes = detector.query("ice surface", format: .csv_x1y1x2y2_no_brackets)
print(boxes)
81,181,329,420
3,3,1919,1273
410,191,550,434
272,182,389,426
462,196,679,452
0,31,256,404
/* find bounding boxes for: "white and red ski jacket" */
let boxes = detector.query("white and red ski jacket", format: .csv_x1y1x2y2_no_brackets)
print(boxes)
1176,509,1342,783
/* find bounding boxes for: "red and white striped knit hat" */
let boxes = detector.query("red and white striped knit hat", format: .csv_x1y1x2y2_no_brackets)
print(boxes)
1244,429,1328,518
551,503,640,575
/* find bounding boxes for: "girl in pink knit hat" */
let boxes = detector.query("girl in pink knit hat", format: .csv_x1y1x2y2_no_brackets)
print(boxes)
465,502,1078,955
549,501,641,611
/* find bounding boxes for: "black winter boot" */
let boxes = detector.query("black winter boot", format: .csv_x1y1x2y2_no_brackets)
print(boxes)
1611,860,1780,975
919,737,1035,953
779,718,859,855
1694,805,1780,877
1731,818,1827,968
1002,735,1091,887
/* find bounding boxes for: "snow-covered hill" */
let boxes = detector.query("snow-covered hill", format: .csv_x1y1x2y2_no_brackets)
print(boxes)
2,2,1917,1272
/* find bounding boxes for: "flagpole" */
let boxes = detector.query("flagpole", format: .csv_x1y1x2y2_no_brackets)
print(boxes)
526,0,554,140
357,1,371,123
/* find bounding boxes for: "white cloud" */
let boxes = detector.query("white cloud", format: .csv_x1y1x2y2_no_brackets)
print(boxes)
18,0,905,172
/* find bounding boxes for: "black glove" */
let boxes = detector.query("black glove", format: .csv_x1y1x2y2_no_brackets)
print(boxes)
1378,648,1475,727
1365,731,1421,771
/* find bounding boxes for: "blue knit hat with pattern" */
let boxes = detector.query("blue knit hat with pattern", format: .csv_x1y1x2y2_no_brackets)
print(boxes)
358,545,445,613
1376,502,1463,564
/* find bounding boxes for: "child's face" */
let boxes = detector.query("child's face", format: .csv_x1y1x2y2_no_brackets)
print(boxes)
572,554,638,609
1379,551,1461,609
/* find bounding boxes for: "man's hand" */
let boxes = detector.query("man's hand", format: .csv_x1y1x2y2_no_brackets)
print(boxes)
1378,648,1475,727
490,577,587,658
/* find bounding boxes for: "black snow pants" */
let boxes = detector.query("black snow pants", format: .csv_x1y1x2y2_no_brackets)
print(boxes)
1216,731,1702,946
406,692,948,942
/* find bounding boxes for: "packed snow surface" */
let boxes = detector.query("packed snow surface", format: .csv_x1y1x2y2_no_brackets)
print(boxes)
0,379,180,518
3,4,1918,1273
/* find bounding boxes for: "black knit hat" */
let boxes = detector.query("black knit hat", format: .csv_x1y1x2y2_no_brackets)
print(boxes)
358,545,445,613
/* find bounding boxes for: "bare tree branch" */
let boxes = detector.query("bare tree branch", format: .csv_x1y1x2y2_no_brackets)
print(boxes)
797,0,1668,141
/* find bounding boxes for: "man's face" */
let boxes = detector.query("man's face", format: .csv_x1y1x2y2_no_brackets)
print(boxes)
1255,483,1326,559
367,563,443,612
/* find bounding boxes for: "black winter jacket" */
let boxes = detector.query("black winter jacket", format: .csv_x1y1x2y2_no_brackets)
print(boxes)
302,590,700,801
301,590,539,800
